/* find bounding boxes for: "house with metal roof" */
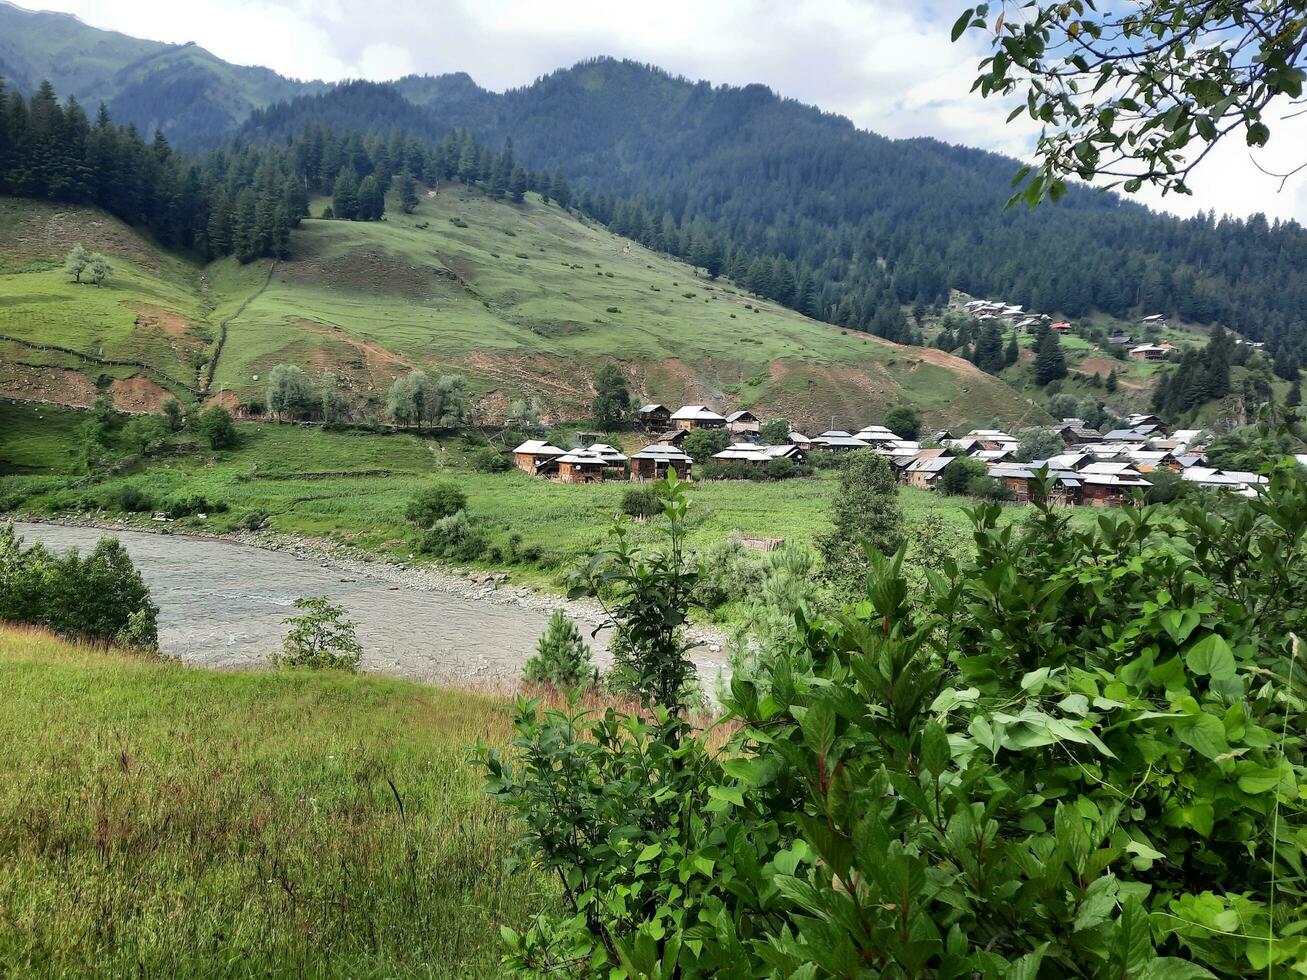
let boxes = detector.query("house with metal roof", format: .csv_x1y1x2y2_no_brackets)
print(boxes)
541,446,628,483
670,405,727,430
630,444,693,482
513,440,567,475
725,410,761,436
638,403,672,431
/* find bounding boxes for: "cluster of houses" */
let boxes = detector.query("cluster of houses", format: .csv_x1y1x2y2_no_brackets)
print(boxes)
905,413,1267,505
512,402,1272,503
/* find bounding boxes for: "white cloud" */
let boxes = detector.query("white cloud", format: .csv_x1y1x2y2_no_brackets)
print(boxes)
16,0,1305,222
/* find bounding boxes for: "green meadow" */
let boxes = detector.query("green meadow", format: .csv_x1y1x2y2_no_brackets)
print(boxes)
0,624,545,978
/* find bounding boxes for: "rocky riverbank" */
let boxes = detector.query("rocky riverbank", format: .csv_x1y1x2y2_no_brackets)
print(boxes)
13,513,731,671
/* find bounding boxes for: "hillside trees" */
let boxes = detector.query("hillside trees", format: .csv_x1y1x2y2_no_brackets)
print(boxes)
882,405,921,440
590,364,631,429
266,365,316,420
385,371,468,431
1034,329,1068,386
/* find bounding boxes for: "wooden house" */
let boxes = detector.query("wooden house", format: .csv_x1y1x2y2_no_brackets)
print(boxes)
904,453,954,489
654,428,689,447
638,403,672,431
670,405,727,430
544,447,624,484
630,445,693,482
1079,462,1151,506
513,440,566,475
726,410,761,436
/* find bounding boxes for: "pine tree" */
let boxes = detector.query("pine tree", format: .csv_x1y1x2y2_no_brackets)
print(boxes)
397,171,418,213
1005,331,1019,366
1105,369,1118,393
509,166,527,204
331,168,359,220
551,169,571,209
973,321,1006,373
1033,331,1068,386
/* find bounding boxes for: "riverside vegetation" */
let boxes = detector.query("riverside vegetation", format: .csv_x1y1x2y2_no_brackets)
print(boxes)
480,465,1307,976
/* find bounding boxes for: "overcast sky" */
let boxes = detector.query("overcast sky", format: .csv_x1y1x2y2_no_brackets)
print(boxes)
21,0,1307,224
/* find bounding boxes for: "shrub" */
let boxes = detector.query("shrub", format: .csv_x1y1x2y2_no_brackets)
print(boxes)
0,523,158,650
468,446,510,473
405,481,467,528
967,472,1015,500
236,510,269,531
194,406,237,449
482,464,1307,977
620,484,663,518
938,455,987,495
696,537,765,609
274,596,362,671
521,609,595,688
164,494,227,519
107,485,154,513
416,510,486,561
682,428,730,461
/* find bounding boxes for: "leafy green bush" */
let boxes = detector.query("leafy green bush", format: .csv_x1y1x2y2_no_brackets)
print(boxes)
273,596,362,671
620,484,663,519
236,510,269,531
106,485,154,513
405,481,468,528
682,428,730,461
416,510,486,561
521,609,595,688
697,537,767,610
164,494,228,519
0,522,158,650
468,446,511,473
194,405,238,449
482,464,1307,977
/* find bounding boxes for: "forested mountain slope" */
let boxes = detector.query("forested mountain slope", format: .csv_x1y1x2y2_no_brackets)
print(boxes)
0,1,322,147
5,7,1305,367
241,63,1307,364
0,188,1040,431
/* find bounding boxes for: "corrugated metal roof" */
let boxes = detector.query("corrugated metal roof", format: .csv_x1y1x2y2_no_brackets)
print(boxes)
514,440,565,455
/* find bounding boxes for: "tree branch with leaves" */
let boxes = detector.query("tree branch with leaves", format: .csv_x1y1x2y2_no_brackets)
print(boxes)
957,0,1307,203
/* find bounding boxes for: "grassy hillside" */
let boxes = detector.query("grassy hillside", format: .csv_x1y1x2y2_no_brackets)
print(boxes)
0,624,545,977
0,189,1042,431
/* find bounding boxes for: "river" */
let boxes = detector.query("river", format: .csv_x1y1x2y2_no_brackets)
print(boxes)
15,522,728,690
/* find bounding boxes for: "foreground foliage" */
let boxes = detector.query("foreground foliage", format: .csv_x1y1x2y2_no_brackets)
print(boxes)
483,466,1307,976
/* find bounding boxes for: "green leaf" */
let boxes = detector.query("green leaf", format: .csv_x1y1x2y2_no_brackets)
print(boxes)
951,8,975,42
1159,608,1200,644
1246,121,1270,146
800,698,836,755
708,785,745,807
637,843,663,864
1185,633,1236,680
1175,711,1228,760
1137,957,1217,979
921,721,951,776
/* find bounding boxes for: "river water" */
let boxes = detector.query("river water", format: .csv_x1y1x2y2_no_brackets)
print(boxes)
14,522,631,688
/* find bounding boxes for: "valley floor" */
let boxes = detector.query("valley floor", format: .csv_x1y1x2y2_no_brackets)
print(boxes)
0,402,1059,623
0,624,546,978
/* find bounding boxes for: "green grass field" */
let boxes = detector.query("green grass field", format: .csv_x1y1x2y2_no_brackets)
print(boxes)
0,624,545,977
0,188,1039,431
2,401,1055,606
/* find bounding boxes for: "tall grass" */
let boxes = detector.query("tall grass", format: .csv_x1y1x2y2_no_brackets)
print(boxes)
0,625,549,977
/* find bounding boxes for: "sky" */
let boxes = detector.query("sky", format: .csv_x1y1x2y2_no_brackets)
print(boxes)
18,0,1307,223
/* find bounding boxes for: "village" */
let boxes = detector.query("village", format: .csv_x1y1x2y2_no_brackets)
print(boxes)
511,400,1281,506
